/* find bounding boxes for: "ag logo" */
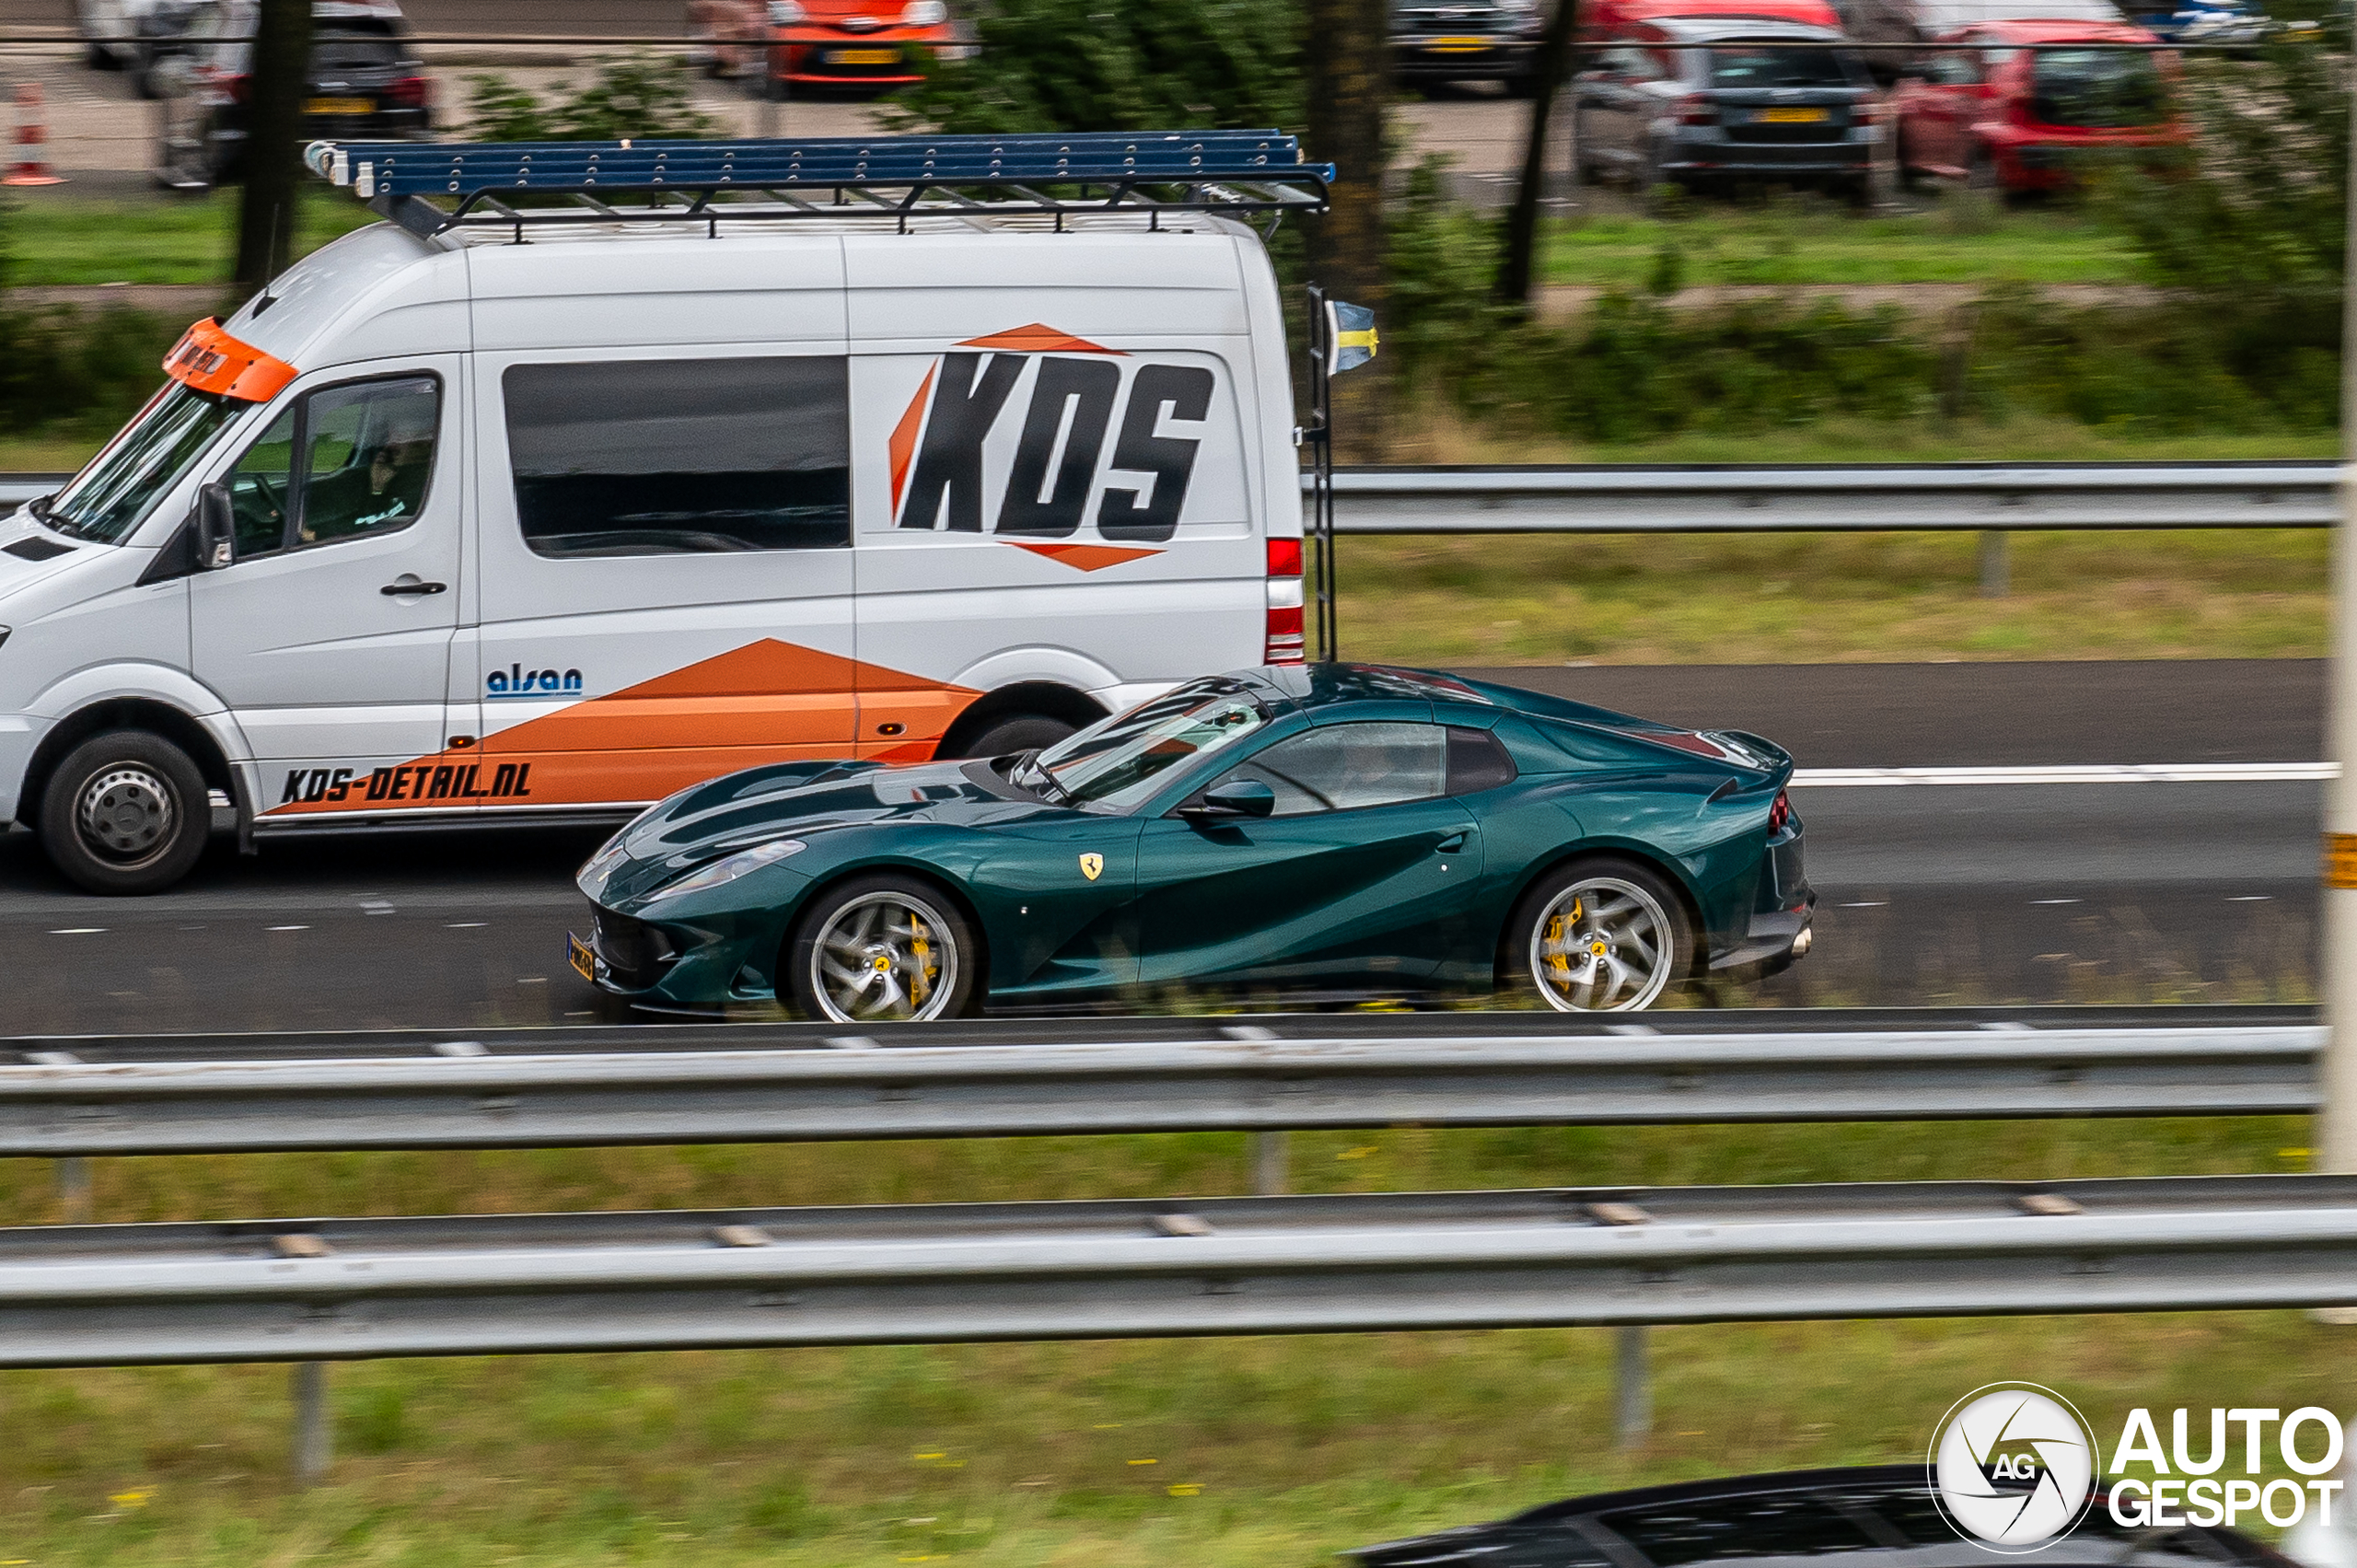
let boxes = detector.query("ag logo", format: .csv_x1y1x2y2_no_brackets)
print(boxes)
888,324,1218,553
1930,1384,2097,1553
1078,854,1104,882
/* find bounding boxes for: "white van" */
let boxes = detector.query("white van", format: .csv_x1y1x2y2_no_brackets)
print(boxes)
0,132,1331,892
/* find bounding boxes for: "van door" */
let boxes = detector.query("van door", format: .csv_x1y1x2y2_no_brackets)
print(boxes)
843,235,1268,761
190,360,464,821
469,348,861,813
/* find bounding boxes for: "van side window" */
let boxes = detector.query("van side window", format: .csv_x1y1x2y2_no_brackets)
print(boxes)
503,356,852,558
218,373,440,562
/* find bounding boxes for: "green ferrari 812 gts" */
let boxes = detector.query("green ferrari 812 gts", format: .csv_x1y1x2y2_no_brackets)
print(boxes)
569,664,1813,1019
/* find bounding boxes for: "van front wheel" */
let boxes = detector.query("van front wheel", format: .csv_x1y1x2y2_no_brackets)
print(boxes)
958,714,1076,760
39,731,212,895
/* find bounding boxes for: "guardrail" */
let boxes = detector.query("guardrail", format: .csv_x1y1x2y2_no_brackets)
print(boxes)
6,1174,2355,1367
0,1018,2320,1158
7,463,2339,533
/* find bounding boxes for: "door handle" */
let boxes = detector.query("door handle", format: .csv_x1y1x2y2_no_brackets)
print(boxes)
381,578,447,597
1435,832,1468,854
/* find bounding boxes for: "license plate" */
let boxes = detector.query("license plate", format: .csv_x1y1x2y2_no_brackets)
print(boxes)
567,933,597,984
829,47,900,64
1756,106,1830,122
1422,36,1492,52
306,97,375,116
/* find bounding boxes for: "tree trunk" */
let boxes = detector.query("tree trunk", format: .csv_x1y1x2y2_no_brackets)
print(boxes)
233,0,314,301
1304,0,1391,460
1495,0,1583,308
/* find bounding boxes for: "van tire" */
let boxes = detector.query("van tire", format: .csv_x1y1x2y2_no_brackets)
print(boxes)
39,730,212,895
959,714,1077,760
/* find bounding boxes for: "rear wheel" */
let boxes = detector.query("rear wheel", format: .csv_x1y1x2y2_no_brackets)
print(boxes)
958,713,1077,760
38,730,213,895
1505,857,1693,1013
784,874,981,1024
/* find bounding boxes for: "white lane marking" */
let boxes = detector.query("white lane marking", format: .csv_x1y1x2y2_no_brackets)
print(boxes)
2228,894,2274,901
361,900,396,916
2031,899,2083,905
1839,900,1886,908
447,922,486,929
267,924,308,933
47,928,105,935
1791,762,2334,786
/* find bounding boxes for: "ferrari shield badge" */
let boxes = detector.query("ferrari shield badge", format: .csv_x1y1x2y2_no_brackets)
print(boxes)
1079,854,1104,882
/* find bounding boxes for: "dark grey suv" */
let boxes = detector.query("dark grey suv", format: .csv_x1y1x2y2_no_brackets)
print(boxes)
1571,17,1876,197
1393,0,1547,92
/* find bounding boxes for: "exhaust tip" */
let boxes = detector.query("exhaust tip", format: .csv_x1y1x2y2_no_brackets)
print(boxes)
1790,926,1814,959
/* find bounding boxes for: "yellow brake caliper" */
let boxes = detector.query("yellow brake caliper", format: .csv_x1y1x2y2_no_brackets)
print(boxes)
908,917,933,1007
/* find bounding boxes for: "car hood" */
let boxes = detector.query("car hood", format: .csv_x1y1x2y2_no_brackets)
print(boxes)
0,518,101,606
580,754,1072,906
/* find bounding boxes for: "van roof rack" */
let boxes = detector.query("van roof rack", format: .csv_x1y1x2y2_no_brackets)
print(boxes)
303,131,1332,239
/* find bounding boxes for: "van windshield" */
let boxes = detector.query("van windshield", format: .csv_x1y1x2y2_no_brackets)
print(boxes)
44,383,244,544
1019,680,1271,813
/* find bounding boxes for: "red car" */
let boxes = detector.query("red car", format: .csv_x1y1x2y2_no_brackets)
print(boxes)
687,0,956,95
1890,19,2186,192
1580,0,1841,39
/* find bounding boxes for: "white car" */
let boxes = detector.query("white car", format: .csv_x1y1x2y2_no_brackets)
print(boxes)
0,130,1330,893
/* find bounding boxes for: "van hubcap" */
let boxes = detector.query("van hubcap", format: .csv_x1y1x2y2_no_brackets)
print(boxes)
77,766,177,864
1531,877,1675,1012
810,891,958,1023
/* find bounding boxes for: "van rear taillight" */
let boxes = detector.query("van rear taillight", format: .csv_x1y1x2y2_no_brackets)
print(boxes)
1265,536,1306,663
1768,790,1793,834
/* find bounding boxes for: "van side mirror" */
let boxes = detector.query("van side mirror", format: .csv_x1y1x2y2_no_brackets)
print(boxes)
194,482,233,570
1180,778,1276,821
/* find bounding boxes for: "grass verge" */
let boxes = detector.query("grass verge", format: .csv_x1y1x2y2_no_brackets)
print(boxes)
1542,200,2146,292
5,190,381,286
0,1115,2325,1566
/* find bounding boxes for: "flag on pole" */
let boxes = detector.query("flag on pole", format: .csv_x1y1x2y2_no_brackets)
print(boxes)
1326,299,1378,375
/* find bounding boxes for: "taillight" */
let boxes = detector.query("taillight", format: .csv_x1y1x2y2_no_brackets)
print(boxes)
1678,94,1716,125
221,72,251,104
1768,790,1793,834
1265,536,1305,664
387,75,431,109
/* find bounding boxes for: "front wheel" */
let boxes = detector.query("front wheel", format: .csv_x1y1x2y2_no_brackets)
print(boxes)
783,874,981,1024
1506,857,1693,1012
38,730,213,895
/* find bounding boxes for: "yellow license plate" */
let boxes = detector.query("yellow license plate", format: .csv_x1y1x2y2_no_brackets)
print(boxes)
306,97,375,116
568,933,597,984
1424,36,1492,52
1757,106,1830,122
830,47,900,64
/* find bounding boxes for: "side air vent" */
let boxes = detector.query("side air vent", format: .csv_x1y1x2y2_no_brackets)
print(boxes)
5,536,74,562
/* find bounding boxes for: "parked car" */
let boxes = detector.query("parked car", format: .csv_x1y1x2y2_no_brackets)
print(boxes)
689,0,958,97
151,0,429,190
76,0,212,98
1890,19,2184,194
1350,1466,2308,1568
1391,0,1548,95
1571,17,1877,199
570,664,1812,1020
1585,0,1842,40
2115,0,2270,44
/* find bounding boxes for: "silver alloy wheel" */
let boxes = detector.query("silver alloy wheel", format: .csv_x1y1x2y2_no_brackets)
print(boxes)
1527,875,1677,1012
76,765,177,865
808,889,959,1023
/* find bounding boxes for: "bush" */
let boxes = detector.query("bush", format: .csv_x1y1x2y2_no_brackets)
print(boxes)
464,54,719,142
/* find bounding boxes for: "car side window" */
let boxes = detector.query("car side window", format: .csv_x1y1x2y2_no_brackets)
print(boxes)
215,374,439,563
1213,722,1447,817
1928,50,1981,85
504,355,851,558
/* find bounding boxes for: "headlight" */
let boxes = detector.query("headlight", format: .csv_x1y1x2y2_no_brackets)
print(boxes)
901,0,947,23
768,0,806,24
651,839,807,901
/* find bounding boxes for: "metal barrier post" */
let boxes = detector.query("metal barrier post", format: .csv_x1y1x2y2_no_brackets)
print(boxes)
1978,529,2009,598
292,1362,330,1483
1252,1132,1289,1195
54,1156,90,1223
1871,90,1900,211
1615,1325,1652,1447
2324,48,2357,1186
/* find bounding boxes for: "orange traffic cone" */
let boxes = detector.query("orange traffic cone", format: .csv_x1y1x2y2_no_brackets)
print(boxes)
4,83,64,187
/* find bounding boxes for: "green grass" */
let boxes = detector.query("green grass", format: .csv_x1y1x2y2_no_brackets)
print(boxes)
3,190,380,286
1542,199,2146,291
0,1116,2329,1566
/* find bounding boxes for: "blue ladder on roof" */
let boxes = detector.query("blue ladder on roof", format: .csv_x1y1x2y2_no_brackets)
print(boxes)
302,131,1332,236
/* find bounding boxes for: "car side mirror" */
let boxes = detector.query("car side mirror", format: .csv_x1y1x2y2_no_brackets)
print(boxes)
194,482,233,569
1181,778,1276,821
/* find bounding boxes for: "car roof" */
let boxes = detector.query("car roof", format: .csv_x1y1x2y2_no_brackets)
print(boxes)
1236,663,1505,715
1948,17,2160,37
1647,17,1847,40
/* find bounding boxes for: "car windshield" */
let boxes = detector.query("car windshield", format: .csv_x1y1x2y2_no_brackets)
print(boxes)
1708,45,1859,87
2032,49,2170,125
1021,681,1271,813
42,382,244,544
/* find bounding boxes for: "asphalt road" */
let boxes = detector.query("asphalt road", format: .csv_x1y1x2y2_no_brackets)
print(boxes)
0,661,2321,1035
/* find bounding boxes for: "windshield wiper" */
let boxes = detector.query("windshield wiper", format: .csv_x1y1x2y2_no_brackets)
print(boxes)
1011,749,1073,805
